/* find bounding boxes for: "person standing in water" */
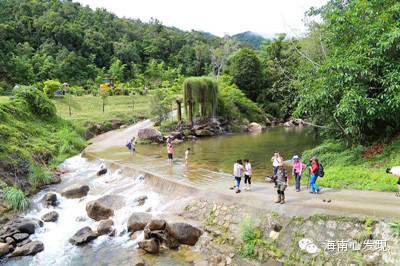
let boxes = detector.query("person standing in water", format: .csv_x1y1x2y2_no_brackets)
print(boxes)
233,159,244,193
292,155,303,192
274,163,288,204
126,137,135,155
167,143,173,166
185,148,190,166
243,159,252,191
271,151,283,188
309,157,322,194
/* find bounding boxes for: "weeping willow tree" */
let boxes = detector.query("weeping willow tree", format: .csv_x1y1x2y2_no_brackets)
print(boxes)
183,77,218,126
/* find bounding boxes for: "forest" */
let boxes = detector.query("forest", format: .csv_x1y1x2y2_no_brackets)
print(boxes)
1,0,400,145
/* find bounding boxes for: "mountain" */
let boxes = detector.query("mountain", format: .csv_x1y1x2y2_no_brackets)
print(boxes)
232,31,266,49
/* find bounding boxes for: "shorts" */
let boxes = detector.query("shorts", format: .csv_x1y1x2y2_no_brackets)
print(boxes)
168,153,173,159
244,174,251,184
235,176,241,187
127,144,131,150
185,156,188,160
132,147,135,152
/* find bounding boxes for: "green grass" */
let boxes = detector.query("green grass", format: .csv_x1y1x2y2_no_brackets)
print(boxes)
1,185,30,212
52,94,151,127
301,140,400,192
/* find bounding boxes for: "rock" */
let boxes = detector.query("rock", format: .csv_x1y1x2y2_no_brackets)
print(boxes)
41,211,59,222
120,125,127,129
130,231,142,241
111,119,122,129
86,195,125,221
59,183,90,199
108,228,116,237
171,139,183,144
127,212,152,233
0,242,9,257
159,232,180,249
97,168,107,176
76,216,87,222
269,230,280,240
248,122,262,131
267,213,282,232
97,219,114,235
0,217,9,225
239,125,249,132
138,128,163,142
138,238,159,253
12,233,29,242
134,195,148,206
9,241,44,258
148,219,166,231
50,175,62,184
165,222,202,246
265,118,272,126
16,238,31,248
14,220,36,235
195,130,211,136
5,237,15,246
130,253,145,266
0,227,20,240
95,124,105,134
283,122,295,127
169,131,183,140
68,227,99,246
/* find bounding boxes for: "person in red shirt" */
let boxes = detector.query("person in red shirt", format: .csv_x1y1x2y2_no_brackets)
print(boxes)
309,157,322,194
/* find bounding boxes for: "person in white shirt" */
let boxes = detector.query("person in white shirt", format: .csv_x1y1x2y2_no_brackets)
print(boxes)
386,166,400,197
243,159,252,191
271,151,283,188
233,159,244,193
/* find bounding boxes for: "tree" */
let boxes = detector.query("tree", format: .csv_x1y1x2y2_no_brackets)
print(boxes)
211,36,240,80
43,80,61,96
100,91,108,113
108,58,126,82
183,77,218,126
295,0,400,143
149,88,173,125
229,48,265,101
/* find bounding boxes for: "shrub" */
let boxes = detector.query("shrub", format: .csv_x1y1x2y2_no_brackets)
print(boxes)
104,122,112,131
29,164,52,193
13,86,56,117
2,186,30,212
43,80,61,96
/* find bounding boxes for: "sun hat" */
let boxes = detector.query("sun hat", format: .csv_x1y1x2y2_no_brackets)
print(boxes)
310,157,317,161
278,163,283,167
292,155,300,161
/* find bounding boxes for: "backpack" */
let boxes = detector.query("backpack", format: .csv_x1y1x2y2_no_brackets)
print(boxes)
317,163,324,177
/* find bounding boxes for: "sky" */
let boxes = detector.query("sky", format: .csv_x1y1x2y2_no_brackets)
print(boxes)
75,0,329,38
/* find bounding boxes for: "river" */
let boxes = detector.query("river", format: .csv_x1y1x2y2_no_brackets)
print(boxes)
4,127,319,265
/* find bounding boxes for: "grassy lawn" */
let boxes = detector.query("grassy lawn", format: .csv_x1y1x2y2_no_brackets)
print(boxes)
52,94,151,127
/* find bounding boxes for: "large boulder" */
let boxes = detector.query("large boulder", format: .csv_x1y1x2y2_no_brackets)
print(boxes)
265,118,272,126
195,130,211,136
13,219,36,235
41,211,59,223
283,121,295,127
86,195,125,221
68,227,98,246
9,241,44,258
138,239,159,253
169,131,183,140
138,128,163,142
0,242,10,257
248,122,262,132
97,219,114,235
127,212,152,233
12,233,29,242
165,222,202,246
59,183,90,199
158,231,179,249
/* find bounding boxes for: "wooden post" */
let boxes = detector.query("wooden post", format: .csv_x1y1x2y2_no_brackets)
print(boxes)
176,100,182,122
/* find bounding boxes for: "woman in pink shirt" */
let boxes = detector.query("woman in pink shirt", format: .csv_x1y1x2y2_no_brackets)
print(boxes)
292,155,303,192
167,143,173,166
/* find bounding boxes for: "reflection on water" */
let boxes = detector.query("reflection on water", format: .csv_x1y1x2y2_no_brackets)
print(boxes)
137,127,320,180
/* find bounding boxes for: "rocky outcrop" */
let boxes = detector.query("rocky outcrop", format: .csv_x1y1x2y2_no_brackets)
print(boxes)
165,222,202,246
68,227,98,246
138,128,163,142
97,219,114,235
138,238,159,253
127,212,152,233
86,195,125,221
9,241,44,258
41,211,59,222
59,183,90,199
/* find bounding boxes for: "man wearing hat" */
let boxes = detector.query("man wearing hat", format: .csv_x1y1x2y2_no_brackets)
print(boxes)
386,166,400,197
274,163,288,204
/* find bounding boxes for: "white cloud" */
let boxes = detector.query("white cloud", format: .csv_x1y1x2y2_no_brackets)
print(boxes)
75,0,328,37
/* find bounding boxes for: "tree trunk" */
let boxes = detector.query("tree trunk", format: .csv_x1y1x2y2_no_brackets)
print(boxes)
176,100,182,122
68,98,71,115
132,94,135,110
188,100,193,127
103,100,105,113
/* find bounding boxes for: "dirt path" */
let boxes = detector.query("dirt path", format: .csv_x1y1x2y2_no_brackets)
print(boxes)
85,119,400,219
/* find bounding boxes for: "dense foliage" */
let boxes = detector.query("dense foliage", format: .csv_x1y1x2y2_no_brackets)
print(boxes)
233,31,266,49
